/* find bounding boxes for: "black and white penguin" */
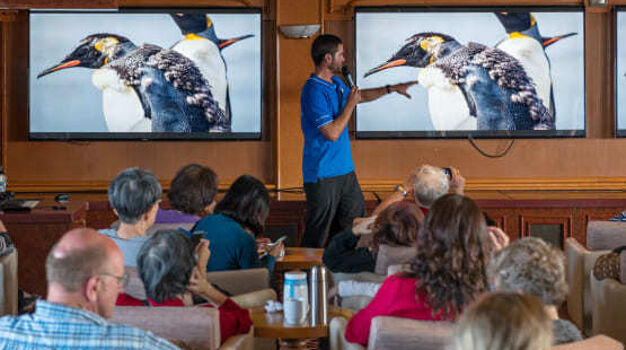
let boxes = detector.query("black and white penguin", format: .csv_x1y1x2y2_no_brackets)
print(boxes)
170,13,253,126
364,33,554,131
495,11,576,119
37,33,229,132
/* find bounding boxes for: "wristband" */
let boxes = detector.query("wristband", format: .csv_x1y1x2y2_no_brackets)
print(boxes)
394,184,408,197
385,85,391,94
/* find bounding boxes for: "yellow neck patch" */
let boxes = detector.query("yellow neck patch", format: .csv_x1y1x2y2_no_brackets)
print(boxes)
206,15,213,29
509,32,529,39
185,33,204,41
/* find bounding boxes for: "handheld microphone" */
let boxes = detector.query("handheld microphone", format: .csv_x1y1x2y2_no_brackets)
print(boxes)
341,66,355,88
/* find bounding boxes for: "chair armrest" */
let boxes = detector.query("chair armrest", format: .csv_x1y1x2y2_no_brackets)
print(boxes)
230,289,276,309
219,327,254,350
590,275,626,345
206,269,270,296
329,316,366,350
552,335,624,350
0,250,18,316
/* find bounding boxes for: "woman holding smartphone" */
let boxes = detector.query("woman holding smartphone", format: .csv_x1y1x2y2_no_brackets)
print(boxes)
191,175,283,273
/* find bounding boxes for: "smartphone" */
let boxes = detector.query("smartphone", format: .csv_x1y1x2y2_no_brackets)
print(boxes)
443,167,452,178
268,235,288,248
191,232,205,247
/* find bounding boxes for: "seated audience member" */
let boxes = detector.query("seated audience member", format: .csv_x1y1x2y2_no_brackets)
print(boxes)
117,230,252,344
371,164,465,218
100,167,162,267
192,175,282,272
323,201,424,273
0,228,178,349
155,163,218,224
344,194,505,346
489,237,583,344
452,292,552,350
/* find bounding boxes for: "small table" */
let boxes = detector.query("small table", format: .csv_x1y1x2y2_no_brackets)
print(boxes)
250,306,353,350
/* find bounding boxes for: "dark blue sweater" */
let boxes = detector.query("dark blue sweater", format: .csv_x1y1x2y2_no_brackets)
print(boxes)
192,213,275,273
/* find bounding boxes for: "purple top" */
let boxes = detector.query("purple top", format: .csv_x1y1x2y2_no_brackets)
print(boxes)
154,209,200,224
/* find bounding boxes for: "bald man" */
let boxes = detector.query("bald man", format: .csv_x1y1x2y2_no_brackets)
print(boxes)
0,228,180,349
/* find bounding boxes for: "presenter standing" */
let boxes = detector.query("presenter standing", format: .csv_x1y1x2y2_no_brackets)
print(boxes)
300,34,415,248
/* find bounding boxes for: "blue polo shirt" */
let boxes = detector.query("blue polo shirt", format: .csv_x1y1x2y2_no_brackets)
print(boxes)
300,74,355,183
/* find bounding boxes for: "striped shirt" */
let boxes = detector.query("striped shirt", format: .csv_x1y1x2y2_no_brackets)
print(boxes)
0,300,180,349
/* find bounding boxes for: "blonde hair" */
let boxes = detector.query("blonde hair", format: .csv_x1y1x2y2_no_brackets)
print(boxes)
452,292,552,350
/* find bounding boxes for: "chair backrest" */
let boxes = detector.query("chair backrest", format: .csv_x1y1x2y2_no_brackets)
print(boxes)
0,250,18,316
586,221,626,251
367,316,455,350
552,335,624,350
206,268,270,296
111,306,221,350
590,274,626,345
374,245,417,275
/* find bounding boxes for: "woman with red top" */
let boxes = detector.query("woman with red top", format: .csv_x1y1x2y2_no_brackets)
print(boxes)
116,230,252,344
345,194,498,346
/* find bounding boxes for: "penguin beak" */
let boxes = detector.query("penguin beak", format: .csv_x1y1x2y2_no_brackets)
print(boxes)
542,32,577,48
364,59,407,78
37,59,81,78
218,34,254,49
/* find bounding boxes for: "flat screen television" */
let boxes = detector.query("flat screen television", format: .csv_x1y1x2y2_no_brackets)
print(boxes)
29,8,262,140
354,7,585,139
615,7,626,137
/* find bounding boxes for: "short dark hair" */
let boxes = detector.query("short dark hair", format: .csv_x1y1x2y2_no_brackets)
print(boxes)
137,230,195,303
214,175,269,236
311,34,342,66
108,168,162,224
168,164,218,216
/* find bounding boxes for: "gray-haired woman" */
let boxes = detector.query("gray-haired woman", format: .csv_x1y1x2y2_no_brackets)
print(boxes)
99,167,162,266
488,237,582,345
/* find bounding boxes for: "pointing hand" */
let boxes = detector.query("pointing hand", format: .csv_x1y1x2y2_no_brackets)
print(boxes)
392,81,418,99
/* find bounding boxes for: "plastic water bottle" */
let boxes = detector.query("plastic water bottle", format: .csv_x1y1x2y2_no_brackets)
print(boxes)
0,167,7,194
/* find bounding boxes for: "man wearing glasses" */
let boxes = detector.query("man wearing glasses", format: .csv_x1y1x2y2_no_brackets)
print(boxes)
0,228,178,349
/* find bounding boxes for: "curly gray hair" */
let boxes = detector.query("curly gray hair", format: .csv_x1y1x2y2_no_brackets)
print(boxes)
488,237,567,306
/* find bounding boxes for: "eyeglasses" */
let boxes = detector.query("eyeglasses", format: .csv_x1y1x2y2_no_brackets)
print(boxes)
97,272,129,288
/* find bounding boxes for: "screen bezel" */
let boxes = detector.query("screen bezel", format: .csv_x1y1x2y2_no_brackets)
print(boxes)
353,6,586,140
28,7,264,141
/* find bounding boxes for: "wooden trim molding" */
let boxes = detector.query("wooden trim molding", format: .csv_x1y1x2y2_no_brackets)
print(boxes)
9,181,278,193
359,177,626,192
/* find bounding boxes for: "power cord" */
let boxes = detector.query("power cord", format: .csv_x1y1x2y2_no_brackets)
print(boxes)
467,134,515,158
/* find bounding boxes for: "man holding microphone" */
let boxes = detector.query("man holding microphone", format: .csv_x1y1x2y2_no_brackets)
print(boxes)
300,34,415,248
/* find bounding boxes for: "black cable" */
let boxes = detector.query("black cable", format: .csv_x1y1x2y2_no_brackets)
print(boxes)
467,134,515,158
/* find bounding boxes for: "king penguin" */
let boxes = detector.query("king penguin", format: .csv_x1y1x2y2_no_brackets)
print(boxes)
37,33,229,132
170,13,254,128
495,11,576,119
364,32,554,131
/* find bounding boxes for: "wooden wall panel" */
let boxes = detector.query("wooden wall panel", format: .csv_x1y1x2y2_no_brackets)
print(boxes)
3,0,626,194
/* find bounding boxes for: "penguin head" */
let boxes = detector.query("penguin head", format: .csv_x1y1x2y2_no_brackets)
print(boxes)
494,12,536,33
171,13,210,35
364,33,457,77
37,33,131,78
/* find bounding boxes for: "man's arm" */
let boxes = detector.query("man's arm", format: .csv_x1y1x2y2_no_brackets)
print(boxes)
319,88,361,141
360,81,417,103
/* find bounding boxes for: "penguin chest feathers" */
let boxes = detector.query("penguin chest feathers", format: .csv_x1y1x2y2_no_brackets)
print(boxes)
172,39,228,116
496,37,551,107
91,68,148,132
418,67,476,130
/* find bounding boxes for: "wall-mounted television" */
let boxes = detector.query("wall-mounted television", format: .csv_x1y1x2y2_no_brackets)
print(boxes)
29,8,262,140
354,7,585,139
616,7,626,137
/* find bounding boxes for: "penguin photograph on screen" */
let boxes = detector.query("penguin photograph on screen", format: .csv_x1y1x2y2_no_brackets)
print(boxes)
37,33,229,133
494,11,576,120
170,13,254,130
364,32,555,131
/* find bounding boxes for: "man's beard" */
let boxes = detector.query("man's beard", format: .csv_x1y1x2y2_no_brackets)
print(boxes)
329,59,342,75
